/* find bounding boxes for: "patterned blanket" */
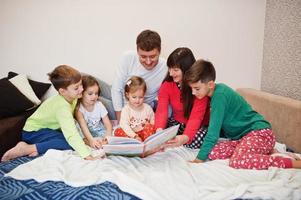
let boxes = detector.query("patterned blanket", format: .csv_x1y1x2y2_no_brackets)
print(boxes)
0,156,140,200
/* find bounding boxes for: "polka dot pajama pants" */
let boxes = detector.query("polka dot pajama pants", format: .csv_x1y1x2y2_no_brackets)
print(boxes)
167,118,208,149
208,129,292,169
114,123,156,141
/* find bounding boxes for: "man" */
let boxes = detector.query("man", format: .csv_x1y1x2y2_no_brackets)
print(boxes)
111,30,167,122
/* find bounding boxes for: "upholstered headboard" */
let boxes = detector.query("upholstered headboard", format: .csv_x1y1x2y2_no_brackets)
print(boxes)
237,88,301,153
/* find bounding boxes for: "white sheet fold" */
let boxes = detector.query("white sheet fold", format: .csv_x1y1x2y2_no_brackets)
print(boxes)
6,147,301,200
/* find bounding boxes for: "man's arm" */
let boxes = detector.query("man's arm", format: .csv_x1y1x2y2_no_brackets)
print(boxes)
111,54,130,117
115,111,121,123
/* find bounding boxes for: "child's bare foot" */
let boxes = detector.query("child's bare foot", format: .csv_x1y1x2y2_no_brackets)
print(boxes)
292,160,301,169
271,148,280,154
271,152,301,160
1,142,37,162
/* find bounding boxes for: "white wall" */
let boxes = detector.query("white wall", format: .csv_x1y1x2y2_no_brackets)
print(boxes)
0,0,266,92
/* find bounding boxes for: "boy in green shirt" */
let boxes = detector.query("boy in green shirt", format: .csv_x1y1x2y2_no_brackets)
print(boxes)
2,65,100,161
183,59,301,170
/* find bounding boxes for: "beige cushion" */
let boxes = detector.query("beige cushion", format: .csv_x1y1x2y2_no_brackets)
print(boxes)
9,74,41,105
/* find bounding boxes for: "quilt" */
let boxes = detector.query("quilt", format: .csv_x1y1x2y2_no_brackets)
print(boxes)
3,146,301,200
0,156,139,200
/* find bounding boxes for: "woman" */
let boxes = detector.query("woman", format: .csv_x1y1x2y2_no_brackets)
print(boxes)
155,47,210,149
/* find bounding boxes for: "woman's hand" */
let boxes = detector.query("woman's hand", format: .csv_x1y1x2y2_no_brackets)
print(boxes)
164,135,189,148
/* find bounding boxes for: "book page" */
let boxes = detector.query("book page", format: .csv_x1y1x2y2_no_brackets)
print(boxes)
144,125,179,152
106,136,142,145
102,143,144,156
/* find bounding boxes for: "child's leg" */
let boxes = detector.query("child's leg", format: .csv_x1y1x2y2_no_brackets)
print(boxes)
114,128,129,138
184,126,208,149
208,140,240,160
22,129,73,154
1,141,37,162
229,129,293,169
139,124,156,141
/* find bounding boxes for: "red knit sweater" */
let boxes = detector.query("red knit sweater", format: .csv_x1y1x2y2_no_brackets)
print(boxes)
155,81,210,143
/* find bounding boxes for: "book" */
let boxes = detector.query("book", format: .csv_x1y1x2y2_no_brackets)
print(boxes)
102,124,180,157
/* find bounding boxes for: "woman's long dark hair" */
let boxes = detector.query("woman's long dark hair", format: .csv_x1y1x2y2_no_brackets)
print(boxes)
164,47,196,82
164,47,196,119
183,59,216,118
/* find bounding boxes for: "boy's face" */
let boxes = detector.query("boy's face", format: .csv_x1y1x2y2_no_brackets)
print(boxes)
189,80,214,99
137,48,160,71
59,80,83,103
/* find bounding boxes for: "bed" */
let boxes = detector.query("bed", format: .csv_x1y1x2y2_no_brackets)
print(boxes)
1,88,301,200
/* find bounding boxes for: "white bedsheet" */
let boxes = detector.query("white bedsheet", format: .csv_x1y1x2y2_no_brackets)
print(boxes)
6,147,301,200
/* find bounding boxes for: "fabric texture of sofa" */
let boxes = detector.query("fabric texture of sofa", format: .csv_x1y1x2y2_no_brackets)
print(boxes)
0,108,37,159
0,72,51,160
237,88,301,153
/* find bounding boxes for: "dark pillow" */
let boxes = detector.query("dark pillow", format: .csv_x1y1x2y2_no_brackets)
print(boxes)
0,78,35,119
8,71,51,99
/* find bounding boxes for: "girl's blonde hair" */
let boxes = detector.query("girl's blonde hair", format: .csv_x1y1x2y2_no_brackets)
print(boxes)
124,76,147,100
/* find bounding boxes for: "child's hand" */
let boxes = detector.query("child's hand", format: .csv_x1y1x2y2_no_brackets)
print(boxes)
189,159,205,163
134,135,142,142
100,137,108,145
156,128,163,132
84,155,104,161
88,139,102,149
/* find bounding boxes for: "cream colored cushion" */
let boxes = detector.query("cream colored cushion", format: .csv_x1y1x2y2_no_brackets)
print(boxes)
9,74,41,105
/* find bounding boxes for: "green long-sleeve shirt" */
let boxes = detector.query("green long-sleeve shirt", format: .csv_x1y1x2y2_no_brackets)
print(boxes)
23,95,91,158
197,83,271,160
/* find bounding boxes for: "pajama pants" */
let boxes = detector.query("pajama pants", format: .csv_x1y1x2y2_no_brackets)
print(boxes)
114,124,156,141
208,129,293,169
167,118,208,149
22,129,73,155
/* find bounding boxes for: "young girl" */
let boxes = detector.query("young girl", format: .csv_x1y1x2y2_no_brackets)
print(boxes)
75,75,112,149
155,47,210,149
184,59,301,169
114,76,155,141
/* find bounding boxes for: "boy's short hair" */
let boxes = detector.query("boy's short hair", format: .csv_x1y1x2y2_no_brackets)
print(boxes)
48,65,81,91
136,30,161,52
184,59,216,84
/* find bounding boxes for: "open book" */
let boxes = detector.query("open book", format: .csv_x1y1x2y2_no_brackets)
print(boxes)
103,125,180,157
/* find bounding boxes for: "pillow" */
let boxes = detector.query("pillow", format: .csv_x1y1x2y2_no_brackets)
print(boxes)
0,78,35,119
8,71,51,99
9,74,41,105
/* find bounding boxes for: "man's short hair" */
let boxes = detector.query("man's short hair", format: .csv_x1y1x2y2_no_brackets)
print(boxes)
136,30,161,52
48,65,81,91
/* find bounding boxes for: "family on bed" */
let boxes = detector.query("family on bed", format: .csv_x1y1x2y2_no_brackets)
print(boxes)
2,30,301,170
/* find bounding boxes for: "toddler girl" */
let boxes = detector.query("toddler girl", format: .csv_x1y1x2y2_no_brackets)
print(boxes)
114,76,155,141
75,75,112,149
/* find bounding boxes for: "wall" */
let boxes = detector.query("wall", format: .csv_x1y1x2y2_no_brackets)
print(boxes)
262,0,301,100
0,0,266,95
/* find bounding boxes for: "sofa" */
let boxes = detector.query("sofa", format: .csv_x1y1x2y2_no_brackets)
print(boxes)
0,72,51,160
0,109,37,159
237,88,301,153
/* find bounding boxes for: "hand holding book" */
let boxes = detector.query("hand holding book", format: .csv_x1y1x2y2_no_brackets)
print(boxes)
102,125,180,157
